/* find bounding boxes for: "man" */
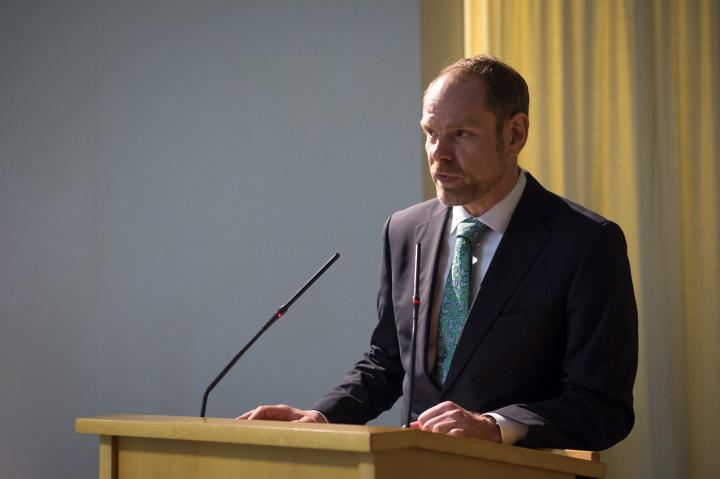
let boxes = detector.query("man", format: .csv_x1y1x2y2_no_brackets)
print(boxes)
240,55,637,450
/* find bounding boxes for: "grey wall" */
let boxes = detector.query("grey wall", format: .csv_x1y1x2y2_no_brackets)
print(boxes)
0,1,422,476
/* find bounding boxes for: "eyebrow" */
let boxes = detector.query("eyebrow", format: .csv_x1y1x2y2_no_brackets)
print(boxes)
419,119,482,131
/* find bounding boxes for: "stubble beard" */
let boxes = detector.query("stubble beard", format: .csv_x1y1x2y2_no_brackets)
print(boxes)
435,179,488,207
434,139,509,208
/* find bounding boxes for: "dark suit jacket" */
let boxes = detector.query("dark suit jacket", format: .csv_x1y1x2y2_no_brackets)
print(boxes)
312,174,637,450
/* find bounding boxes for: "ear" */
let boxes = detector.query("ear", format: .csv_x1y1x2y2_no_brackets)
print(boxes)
505,112,529,156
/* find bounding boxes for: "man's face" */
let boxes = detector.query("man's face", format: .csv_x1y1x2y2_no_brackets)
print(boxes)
420,74,521,216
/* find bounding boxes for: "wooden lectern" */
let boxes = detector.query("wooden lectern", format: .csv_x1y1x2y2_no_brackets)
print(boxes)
76,415,605,478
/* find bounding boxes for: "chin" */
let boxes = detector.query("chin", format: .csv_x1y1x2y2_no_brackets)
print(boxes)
436,187,473,207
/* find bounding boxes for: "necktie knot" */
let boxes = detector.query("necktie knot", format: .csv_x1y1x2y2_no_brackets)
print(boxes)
456,219,490,248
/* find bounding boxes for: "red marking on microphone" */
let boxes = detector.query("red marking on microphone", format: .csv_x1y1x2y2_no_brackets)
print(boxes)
276,312,284,318
413,297,420,305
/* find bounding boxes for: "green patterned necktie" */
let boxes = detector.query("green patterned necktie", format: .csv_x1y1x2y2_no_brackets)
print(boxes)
434,218,490,385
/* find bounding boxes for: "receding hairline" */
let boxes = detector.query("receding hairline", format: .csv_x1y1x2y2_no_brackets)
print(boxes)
423,69,485,102
423,55,530,120
421,71,492,121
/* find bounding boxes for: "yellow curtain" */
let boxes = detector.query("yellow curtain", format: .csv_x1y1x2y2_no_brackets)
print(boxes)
464,0,719,477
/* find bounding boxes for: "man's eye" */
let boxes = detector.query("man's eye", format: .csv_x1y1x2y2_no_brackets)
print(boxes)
456,129,469,138
425,128,437,138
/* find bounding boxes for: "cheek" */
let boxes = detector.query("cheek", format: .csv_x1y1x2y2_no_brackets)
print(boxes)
464,143,498,165
424,139,434,159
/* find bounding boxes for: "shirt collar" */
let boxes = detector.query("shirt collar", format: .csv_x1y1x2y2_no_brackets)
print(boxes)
450,169,527,235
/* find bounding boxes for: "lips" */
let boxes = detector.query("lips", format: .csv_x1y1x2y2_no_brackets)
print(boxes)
434,172,463,184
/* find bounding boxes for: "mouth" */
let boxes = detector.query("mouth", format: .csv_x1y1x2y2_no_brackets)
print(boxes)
434,172,462,185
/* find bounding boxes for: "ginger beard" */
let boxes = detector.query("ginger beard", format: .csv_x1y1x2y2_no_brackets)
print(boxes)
431,134,511,208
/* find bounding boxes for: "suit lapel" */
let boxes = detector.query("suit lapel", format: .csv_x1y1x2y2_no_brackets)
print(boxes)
441,175,554,392
413,204,450,379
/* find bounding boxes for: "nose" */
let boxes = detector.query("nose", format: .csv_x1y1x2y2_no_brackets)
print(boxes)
428,137,453,164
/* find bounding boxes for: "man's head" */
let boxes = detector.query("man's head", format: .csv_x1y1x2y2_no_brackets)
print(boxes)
420,55,530,216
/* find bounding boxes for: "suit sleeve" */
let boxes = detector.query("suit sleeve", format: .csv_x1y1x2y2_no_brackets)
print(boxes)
493,221,638,450
310,217,404,424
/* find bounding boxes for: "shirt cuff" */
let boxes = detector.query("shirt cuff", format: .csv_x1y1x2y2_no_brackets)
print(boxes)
310,410,329,423
484,413,528,445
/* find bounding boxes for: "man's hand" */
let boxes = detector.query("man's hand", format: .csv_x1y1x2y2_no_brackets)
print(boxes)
236,404,327,423
409,401,502,442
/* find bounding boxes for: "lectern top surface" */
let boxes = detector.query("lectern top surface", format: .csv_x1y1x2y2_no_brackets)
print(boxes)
76,414,605,478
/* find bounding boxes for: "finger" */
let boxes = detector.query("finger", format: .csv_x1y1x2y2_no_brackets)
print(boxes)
249,408,290,421
408,421,421,430
418,408,464,432
292,415,320,423
417,412,451,432
447,428,466,437
236,409,255,420
416,401,461,425
417,414,443,431
429,419,459,434
246,405,297,421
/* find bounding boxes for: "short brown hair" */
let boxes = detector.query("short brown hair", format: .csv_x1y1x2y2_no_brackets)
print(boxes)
428,54,529,133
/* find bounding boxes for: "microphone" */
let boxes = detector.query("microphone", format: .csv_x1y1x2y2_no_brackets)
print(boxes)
200,252,341,418
404,243,421,428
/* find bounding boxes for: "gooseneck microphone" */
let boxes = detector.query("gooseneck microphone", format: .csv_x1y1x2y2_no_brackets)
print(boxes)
200,252,340,418
404,243,421,428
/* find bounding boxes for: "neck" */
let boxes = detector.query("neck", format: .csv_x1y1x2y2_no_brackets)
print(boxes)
463,166,520,216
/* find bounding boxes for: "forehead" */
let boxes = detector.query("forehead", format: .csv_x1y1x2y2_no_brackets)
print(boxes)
421,73,489,123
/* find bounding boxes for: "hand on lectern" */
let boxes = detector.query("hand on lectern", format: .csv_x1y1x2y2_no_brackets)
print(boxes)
409,401,501,442
237,404,327,423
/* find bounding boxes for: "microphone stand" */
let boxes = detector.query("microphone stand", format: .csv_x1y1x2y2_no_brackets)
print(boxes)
404,243,421,428
200,252,340,418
